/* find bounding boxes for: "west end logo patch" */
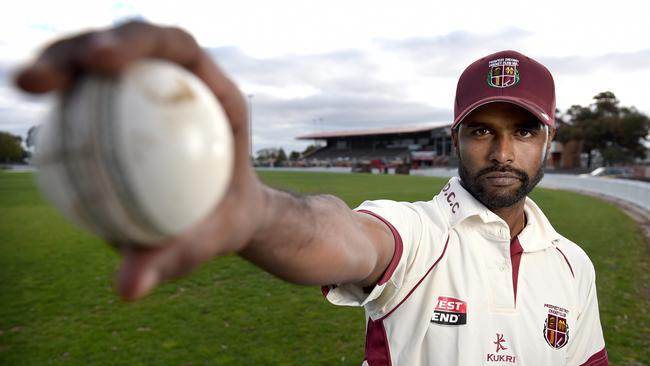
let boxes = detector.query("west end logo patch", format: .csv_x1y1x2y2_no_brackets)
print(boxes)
431,296,467,325
543,304,570,349
487,58,520,88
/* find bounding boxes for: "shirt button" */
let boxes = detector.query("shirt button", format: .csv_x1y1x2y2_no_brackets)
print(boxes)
498,262,507,272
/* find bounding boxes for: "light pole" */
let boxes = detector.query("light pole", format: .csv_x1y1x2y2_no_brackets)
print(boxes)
247,94,254,158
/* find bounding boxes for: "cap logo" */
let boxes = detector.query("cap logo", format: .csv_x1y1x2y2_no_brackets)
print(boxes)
487,58,520,88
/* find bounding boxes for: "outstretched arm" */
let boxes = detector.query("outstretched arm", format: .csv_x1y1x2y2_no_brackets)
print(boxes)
245,188,395,287
16,21,395,301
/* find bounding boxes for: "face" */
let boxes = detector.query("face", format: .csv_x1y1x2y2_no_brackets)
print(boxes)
452,103,554,210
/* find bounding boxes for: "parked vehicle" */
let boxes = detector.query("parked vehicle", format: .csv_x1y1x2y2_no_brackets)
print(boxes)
579,167,633,178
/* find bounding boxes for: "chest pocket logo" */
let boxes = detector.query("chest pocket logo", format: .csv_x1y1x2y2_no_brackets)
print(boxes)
431,296,467,326
543,304,570,349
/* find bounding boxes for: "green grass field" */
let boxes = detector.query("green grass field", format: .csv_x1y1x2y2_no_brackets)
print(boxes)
1,171,648,365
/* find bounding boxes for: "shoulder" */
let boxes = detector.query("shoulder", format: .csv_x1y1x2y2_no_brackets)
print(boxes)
356,199,447,234
554,235,597,282
524,197,597,281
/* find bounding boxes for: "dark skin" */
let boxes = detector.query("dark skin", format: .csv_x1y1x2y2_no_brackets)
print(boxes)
452,103,556,237
15,22,555,302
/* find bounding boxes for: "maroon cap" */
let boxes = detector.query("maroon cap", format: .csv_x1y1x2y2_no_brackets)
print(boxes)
452,50,555,129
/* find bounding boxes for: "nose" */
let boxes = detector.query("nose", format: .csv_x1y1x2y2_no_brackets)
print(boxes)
488,134,515,164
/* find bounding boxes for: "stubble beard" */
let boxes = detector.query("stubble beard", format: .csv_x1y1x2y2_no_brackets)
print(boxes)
458,159,544,210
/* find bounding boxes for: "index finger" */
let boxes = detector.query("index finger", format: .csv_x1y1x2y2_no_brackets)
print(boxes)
15,21,248,138
15,21,203,93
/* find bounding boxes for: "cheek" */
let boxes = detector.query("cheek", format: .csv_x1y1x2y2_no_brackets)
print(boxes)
458,141,489,168
516,142,546,169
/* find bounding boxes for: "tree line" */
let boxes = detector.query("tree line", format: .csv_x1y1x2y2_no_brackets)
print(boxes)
555,91,650,168
0,132,28,164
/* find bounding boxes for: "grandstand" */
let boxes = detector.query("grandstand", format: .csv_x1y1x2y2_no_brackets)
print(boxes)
296,122,453,168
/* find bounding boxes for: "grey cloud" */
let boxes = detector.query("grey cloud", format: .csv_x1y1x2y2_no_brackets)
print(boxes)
252,93,449,127
0,64,51,139
0,102,46,138
377,27,533,54
210,47,383,91
207,41,459,151
249,92,451,151
540,49,650,75
375,28,534,77
205,44,445,151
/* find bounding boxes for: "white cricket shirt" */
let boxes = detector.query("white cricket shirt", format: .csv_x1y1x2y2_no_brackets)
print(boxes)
323,176,607,366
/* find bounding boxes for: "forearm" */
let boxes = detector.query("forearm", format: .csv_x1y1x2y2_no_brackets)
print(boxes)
240,185,383,286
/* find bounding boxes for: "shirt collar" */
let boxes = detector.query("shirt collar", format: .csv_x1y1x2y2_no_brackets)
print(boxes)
435,176,561,252
519,197,562,252
435,176,502,227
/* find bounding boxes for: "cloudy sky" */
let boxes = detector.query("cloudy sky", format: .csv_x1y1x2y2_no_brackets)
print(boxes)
1,0,649,153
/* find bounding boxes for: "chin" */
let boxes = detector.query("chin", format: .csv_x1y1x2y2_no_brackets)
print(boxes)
474,187,526,209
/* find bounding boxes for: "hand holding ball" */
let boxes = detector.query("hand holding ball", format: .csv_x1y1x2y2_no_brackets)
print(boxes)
34,60,234,245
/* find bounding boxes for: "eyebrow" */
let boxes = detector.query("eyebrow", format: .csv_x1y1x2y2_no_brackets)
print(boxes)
463,119,543,129
514,119,544,129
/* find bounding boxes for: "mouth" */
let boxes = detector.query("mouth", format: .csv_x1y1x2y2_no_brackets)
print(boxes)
480,172,522,187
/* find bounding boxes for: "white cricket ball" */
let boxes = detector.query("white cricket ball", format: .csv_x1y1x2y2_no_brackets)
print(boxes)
34,59,234,245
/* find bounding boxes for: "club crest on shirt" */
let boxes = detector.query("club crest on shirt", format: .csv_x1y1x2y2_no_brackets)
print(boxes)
543,303,570,349
431,296,467,325
487,58,520,88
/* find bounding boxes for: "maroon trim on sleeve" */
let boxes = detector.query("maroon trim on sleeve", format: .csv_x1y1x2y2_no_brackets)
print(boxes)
321,284,338,297
556,247,575,278
321,286,329,296
357,209,404,286
364,317,393,366
579,348,608,366
510,237,524,304
380,235,450,320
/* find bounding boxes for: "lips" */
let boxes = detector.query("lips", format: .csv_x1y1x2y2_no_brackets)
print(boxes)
481,172,522,186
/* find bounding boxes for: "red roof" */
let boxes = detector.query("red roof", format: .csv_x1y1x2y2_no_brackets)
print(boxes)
296,122,451,139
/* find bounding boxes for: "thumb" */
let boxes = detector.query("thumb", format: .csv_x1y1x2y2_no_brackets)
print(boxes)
116,246,162,301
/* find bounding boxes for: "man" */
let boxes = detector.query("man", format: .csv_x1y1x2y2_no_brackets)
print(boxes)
16,22,607,365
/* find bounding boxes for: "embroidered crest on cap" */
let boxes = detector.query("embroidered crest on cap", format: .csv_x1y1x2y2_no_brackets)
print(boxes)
487,58,520,88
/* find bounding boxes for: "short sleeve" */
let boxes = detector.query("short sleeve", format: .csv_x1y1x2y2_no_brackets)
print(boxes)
567,262,608,366
322,199,441,316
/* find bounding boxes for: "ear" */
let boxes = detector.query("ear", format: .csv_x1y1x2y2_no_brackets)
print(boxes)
547,127,556,150
451,127,459,150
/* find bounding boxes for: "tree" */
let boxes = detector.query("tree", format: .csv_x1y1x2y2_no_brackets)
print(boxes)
0,132,27,164
256,148,279,160
555,92,650,168
254,147,291,167
275,148,287,166
289,151,301,161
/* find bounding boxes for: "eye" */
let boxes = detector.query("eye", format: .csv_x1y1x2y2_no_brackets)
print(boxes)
471,127,491,136
516,129,536,138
